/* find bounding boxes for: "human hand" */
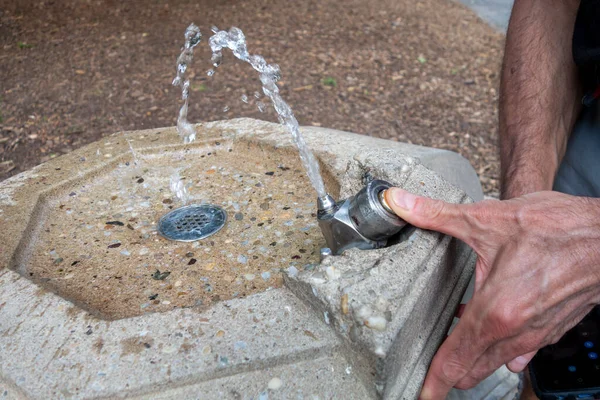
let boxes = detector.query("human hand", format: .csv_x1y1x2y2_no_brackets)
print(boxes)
384,188,600,399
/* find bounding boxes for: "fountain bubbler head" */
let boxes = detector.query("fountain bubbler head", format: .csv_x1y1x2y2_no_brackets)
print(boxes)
317,179,407,255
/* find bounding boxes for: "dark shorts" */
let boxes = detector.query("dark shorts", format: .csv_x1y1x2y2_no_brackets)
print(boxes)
554,105,600,196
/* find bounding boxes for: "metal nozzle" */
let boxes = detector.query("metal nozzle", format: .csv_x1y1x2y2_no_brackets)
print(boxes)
316,180,407,255
317,194,338,217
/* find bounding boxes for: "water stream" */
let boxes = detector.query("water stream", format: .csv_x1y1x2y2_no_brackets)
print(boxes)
208,27,327,199
169,170,190,205
172,24,202,144
172,25,328,199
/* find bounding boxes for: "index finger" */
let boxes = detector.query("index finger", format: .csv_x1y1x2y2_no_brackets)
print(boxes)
384,188,477,248
420,304,492,399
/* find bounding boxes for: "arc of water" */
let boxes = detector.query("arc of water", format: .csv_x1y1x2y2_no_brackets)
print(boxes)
208,27,327,198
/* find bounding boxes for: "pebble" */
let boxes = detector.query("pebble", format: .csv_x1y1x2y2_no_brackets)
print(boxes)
261,271,271,281
174,280,182,287
202,345,212,355
234,341,247,351
325,266,341,280
237,255,248,264
244,273,255,281
365,316,387,331
268,377,283,390
162,344,177,354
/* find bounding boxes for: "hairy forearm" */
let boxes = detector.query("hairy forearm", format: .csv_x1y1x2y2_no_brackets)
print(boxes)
499,0,581,199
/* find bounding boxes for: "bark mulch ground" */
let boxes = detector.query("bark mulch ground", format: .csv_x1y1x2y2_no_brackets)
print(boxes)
0,0,504,195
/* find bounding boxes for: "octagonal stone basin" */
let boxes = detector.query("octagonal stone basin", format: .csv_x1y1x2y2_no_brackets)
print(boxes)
0,118,481,399
16,137,338,320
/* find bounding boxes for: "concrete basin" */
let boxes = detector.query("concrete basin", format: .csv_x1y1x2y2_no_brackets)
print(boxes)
1,118,480,399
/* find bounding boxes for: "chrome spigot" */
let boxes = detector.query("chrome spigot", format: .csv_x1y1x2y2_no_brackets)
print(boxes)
317,179,407,255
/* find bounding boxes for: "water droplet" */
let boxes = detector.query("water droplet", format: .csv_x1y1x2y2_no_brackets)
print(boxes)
241,94,248,103
257,101,266,112
185,23,202,48
211,25,219,33
211,51,222,67
254,91,261,99
207,69,215,77
223,105,230,112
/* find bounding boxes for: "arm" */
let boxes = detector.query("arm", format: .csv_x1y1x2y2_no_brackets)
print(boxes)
499,0,581,199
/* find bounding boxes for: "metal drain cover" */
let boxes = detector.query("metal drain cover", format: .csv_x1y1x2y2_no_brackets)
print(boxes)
158,204,227,242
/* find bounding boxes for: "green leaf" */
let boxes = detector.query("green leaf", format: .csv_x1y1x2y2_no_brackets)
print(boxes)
322,77,337,87
192,83,207,92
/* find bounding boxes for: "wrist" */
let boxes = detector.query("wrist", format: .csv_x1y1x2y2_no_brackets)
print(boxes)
500,161,557,199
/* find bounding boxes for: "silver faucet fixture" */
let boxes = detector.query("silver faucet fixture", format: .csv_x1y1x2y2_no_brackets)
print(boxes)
317,179,407,255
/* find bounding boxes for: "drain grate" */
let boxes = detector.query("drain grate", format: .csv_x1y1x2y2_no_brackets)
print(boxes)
158,204,227,242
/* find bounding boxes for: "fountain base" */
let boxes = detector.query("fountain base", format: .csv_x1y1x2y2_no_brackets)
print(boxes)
0,118,513,399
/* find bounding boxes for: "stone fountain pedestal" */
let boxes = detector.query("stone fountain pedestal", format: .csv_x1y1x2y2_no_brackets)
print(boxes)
1,119,495,399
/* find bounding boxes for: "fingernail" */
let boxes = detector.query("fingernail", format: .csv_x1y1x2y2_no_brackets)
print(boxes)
389,188,417,210
513,355,528,369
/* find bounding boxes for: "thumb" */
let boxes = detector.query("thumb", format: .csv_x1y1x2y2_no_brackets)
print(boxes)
506,351,537,373
384,187,474,244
